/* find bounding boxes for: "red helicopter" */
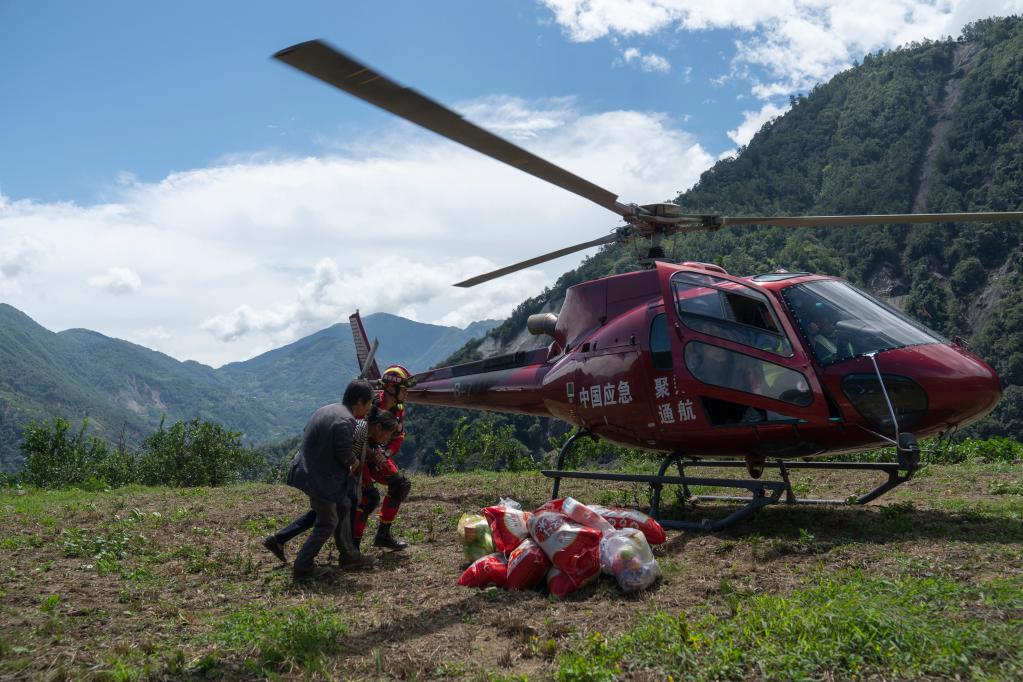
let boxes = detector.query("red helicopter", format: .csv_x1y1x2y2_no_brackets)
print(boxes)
277,40,1023,530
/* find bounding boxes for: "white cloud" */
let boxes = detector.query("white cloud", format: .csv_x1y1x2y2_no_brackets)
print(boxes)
621,47,672,72
0,235,43,280
88,267,142,295
200,256,548,344
456,95,577,140
727,101,788,147
0,234,45,297
0,98,713,366
540,1,1023,96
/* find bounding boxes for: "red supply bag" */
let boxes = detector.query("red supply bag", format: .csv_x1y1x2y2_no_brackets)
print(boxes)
533,498,565,515
546,565,597,599
560,497,613,535
482,498,531,555
458,553,508,588
589,505,667,545
527,511,601,588
505,539,551,590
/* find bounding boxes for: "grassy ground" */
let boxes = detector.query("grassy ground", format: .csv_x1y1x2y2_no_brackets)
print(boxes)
1,462,1021,680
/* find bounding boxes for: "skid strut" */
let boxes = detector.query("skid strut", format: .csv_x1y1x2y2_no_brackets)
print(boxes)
542,446,919,531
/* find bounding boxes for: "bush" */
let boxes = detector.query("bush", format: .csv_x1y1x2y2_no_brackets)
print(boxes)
20,417,137,489
937,436,1023,463
137,417,259,487
17,415,260,489
435,415,537,473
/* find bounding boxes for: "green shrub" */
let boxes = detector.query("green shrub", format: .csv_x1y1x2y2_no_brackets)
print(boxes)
20,417,137,489
137,417,259,487
942,436,1023,463
17,415,260,489
435,415,537,473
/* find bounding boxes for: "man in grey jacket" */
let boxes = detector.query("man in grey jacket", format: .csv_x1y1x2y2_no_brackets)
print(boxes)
284,379,374,580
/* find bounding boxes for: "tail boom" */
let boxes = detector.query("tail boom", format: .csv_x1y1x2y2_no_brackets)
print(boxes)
407,349,553,417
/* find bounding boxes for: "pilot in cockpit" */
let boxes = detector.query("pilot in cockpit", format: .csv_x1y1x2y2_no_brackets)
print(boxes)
805,303,850,364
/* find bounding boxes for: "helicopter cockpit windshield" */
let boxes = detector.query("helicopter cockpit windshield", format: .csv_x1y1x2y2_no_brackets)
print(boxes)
783,280,945,366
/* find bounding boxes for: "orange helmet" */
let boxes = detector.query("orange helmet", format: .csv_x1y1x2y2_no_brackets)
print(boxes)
380,364,413,389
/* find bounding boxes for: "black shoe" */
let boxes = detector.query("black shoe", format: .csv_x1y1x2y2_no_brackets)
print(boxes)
262,535,286,563
339,552,376,570
373,524,409,551
292,565,330,582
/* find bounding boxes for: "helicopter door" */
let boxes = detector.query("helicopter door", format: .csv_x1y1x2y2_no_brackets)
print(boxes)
655,262,830,433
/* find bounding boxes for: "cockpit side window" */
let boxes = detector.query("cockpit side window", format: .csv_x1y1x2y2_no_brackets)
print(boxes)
650,313,672,370
671,272,793,357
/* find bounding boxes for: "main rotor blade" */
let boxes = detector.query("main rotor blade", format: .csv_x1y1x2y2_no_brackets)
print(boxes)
720,211,1023,228
454,233,621,288
274,40,629,217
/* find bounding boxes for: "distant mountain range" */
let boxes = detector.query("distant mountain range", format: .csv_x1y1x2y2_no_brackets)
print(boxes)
0,304,499,471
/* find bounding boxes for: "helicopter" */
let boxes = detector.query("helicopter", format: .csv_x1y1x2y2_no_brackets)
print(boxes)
276,40,1023,530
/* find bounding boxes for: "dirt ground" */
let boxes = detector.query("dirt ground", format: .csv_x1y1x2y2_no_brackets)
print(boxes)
1,462,1021,680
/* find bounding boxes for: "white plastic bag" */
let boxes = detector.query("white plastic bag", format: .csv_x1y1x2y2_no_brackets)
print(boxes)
599,528,660,592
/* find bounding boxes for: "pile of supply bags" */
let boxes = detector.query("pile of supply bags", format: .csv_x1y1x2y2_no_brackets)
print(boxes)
456,497,664,597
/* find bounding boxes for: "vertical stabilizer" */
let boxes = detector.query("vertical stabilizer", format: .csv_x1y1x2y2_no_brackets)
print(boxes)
349,310,381,380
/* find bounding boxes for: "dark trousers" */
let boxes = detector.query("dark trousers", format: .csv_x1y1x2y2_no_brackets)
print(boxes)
283,490,360,571
293,495,338,573
275,509,317,544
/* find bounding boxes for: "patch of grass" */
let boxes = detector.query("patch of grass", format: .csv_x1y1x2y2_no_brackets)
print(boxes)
169,506,194,522
0,534,44,550
204,602,349,674
2,486,159,520
243,516,281,536
396,521,425,544
163,543,218,574
989,480,1023,495
97,654,147,682
557,572,1023,681
61,525,149,573
39,594,60,613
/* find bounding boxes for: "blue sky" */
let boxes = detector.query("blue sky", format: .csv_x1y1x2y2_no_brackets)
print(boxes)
2,1,1021,366
1,1,745,202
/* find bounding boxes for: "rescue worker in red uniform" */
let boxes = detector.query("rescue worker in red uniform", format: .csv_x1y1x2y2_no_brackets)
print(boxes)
353,365,414,551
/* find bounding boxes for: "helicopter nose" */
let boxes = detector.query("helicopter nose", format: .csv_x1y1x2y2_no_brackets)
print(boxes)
858,344,1002,434
934,344,1003,427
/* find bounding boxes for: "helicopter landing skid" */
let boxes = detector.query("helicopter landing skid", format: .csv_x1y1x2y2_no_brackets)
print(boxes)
542,450,919,532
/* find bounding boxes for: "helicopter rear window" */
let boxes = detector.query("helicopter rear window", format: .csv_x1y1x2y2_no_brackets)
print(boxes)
671,272,793,357
684,341,813,406
650,313,673,370
782,280,945,366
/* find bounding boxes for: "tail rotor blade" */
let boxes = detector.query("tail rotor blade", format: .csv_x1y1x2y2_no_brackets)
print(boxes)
360,338,380,380
349,310,381,380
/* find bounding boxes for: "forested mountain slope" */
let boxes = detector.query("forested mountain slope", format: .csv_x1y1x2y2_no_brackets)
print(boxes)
408,16,1023,467
0,303,277,472
216,313,498,429
0,307,497,472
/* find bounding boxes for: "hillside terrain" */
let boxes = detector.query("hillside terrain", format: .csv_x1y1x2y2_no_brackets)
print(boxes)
1,463,1021,679
0,308,497,472
418,16,1023,466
